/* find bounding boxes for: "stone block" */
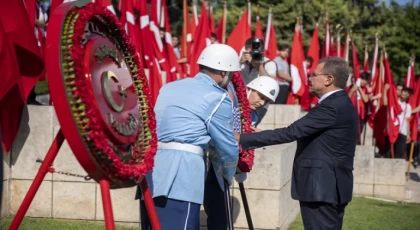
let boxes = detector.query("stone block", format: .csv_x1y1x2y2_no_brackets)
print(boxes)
11,106,54,180
374,184,405,201
363,125,374,146
255,123,276,131
278,144,296,189
279,200,300,230
96,186,140,223
52,112,91,182
374,158,406,186
260,106,276,125
353,183,374,197
10,180,52,217
3,149,10,181
278,180,299,226
353,146,375,184
233,143,295,191
52,181,96,220
274,105,301,126
231,188,280,229
1,180,9,217
53,139,90,182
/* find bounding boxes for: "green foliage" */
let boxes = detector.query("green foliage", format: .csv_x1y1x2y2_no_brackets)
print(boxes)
166,0,420,81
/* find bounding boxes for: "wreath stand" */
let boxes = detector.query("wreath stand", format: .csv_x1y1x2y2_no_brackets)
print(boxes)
8,129,161,230
9,1,160,229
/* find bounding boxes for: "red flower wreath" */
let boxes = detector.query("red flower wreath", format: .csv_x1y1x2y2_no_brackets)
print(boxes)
231,72,255,172
63,3,157,184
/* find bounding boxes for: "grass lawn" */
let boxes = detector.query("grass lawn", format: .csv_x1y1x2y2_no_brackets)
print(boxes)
0,217,138,230
1,197,419,229
289,196,420,230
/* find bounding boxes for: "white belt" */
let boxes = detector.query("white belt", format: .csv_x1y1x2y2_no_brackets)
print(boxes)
158,142,205,157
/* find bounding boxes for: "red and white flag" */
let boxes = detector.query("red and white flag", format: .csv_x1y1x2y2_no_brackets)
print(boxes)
403,57,415,89
189,1,211,76
290,21,305,96
215,2,227,44
384,48,402,146
264,8,277,60
363,44,369,72
226,1,251,54
254,7,264,40
0,0,44,151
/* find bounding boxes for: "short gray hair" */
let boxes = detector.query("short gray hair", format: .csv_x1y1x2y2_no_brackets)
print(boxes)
318,57,349,89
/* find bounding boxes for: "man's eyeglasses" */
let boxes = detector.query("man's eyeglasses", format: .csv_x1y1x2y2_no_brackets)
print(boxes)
310,73,331,78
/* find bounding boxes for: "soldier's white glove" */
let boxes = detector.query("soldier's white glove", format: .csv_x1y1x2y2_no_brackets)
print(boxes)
234,173,247,183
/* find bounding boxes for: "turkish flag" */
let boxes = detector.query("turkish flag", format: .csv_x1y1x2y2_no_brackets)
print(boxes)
409,76,420,142
254,15,264,40
290,23,305,97
0,0,44,151
384,50,402,144
189,1,211,76
215,3,227,44
226,5,251,54
264,9,277,61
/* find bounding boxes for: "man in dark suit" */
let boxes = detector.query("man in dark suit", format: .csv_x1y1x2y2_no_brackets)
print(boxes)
236,57,358,230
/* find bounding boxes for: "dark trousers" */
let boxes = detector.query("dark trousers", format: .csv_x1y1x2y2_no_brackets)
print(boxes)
300,201,348,230
203,164,227,230
274,84,290,104
384,134,407,159
140,196,200,230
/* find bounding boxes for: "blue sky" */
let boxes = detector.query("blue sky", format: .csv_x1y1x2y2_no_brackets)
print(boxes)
388,0,419,5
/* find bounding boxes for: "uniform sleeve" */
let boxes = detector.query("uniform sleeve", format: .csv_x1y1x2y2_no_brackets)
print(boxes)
264,61,277,77
207,98,239,185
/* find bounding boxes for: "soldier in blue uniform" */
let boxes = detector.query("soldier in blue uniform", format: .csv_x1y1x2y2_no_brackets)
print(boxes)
204,76,279,229
139,44,241,230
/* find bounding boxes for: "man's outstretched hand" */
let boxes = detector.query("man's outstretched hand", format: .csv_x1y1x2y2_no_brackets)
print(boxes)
252,127,262,132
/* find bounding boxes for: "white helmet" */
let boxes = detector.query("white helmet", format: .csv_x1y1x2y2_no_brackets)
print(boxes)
197,44,241,72
247,76,280,102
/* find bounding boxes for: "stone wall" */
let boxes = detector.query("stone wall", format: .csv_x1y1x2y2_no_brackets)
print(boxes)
353,145,407,201
1,105,408,229
1,105,302,230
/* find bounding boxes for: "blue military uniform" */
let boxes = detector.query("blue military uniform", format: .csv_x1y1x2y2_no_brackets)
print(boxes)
140,72,239,230
204,85,259,229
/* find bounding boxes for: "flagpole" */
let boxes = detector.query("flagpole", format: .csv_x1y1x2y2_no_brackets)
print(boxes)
222,1,227,43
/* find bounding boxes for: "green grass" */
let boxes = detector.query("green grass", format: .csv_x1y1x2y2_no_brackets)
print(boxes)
289,197,420,230
34,80,49,95
0,217,138,230
1,197,419,229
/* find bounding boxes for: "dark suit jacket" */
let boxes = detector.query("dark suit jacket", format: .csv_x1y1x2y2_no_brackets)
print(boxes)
240,90,358,204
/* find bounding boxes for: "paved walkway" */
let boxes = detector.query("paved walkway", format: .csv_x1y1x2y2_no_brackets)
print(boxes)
405,165,420,203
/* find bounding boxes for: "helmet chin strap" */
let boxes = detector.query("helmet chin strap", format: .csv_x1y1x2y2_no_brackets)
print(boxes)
219,72,231,88
247,90,252,99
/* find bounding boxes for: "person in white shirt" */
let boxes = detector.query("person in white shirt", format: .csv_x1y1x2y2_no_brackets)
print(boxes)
239,37,278,126
239,37,277,85
383,84,413,158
